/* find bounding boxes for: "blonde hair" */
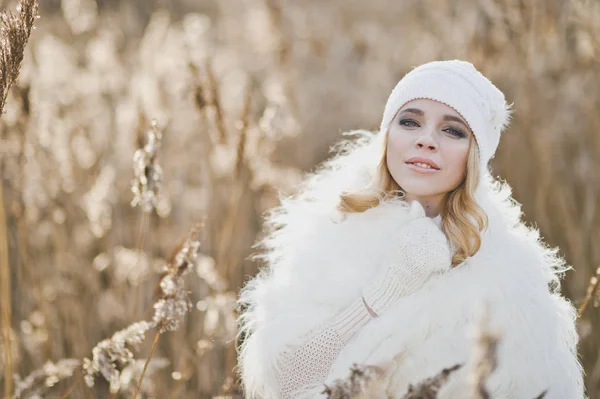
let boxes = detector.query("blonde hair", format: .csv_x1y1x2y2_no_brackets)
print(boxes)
338,129,488,267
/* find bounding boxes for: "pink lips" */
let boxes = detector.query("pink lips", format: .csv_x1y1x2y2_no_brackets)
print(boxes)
405,157,441,170
405,163,440,174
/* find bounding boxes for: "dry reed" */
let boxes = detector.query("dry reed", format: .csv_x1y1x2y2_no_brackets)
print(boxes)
0,0,598,397
468,307,499,399
0,1,38,397
401,365,462,399
578,266,600,317
1,165,14,399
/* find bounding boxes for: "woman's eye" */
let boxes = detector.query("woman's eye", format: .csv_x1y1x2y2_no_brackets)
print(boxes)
444,127,466,138
399,119,419,127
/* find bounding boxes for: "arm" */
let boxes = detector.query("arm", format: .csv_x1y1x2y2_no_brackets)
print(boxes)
274,243,450,398
274,205,451,398
274,258,448,398
274,295,374,398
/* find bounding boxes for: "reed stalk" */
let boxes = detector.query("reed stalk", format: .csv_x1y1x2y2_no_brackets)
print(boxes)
1,176,13,399
131,330,160,399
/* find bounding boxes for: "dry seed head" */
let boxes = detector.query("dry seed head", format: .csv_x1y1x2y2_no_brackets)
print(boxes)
82,321,153,393
168,223,202,276
468,305,500,399
0,0,39,113
152,296,193,333
131,119,164,213
322,363,386,399
151,224,201,333
12,359,80,399
402,364,462,399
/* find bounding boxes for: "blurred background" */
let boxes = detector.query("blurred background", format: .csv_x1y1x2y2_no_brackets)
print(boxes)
0,0,599,397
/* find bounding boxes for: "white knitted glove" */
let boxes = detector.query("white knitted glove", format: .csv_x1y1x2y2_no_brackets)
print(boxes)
362,201,452,317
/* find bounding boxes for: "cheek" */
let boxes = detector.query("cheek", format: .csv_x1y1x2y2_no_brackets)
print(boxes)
386,131,410,160
443,144,470,179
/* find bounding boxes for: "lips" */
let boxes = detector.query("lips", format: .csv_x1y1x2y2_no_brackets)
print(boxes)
405,157,440,170
405,163,440,173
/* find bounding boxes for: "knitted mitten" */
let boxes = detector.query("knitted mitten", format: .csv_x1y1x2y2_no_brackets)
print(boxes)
362,201,452,316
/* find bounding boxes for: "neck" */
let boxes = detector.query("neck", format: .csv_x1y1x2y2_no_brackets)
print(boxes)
404,194,443,218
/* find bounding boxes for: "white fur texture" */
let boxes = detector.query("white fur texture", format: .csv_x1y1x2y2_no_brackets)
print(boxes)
236,130,585,399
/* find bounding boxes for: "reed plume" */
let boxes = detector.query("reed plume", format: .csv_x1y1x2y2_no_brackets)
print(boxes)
0,1,38,397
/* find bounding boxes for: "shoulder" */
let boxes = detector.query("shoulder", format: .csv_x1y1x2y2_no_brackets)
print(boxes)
489,218,567,293
471,172,568,291
417,213,571,323
449,218,577,343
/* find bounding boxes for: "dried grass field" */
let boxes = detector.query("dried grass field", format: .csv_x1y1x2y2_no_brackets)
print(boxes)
0,0,599,398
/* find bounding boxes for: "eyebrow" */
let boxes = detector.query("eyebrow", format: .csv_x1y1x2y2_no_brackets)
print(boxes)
399,108,470,131
399,108,424,116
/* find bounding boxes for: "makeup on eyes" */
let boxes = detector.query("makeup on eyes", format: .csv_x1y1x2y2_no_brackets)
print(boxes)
398,108,471,136
399,119,419,127
443,126,467,139
399,118,468,139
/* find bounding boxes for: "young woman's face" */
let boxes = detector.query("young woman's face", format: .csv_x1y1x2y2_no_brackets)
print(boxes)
386,99,473,201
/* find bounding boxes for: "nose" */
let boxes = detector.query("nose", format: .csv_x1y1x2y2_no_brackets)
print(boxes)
415,130,438,152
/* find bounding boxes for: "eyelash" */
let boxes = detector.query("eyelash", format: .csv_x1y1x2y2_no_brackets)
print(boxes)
399,119,467,139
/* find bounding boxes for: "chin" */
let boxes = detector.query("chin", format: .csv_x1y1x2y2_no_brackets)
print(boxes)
398,181,445,198
403,189,442,198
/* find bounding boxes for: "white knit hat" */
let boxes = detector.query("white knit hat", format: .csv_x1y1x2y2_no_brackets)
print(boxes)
379,60,512,170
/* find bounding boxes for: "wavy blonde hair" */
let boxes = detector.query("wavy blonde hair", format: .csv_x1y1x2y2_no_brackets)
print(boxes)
338,129,488,267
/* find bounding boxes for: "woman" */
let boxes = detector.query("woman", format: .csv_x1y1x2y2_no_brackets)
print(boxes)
235,60,585,398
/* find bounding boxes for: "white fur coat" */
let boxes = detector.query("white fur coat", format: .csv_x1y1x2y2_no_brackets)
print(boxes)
236,130,585,399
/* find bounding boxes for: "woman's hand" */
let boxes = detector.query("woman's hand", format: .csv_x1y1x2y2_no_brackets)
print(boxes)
362,201,452,317
393,200,452,274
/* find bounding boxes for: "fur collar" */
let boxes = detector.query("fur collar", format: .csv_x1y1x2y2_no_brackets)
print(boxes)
236,131,584,399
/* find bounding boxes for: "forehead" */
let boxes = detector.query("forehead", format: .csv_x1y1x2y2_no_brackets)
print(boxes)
399,98,462,118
